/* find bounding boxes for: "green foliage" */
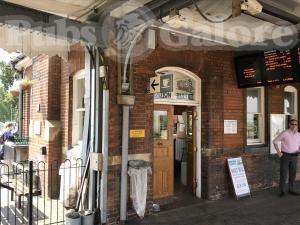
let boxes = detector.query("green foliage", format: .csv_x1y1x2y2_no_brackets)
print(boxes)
19,76,33,87
0,61,18,90
0,61,19,121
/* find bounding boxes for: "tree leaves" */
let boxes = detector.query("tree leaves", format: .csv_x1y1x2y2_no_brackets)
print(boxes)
0,61,19,121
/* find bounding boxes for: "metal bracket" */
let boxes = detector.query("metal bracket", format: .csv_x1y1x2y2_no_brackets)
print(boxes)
90,152,103,171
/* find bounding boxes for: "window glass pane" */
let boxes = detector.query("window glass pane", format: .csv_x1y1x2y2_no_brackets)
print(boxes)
247,114,259,139
176,78,195,100
77,78,85,109
153,111,168,139
79,111,85,141
247,89,260,113
284,92,295,114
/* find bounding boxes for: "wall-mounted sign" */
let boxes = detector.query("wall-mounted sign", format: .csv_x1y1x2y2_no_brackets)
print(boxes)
160,74,173,93
130,129,145,138
227,157,251,199
34,120,41,135
224,120,237,134
150,76,160,93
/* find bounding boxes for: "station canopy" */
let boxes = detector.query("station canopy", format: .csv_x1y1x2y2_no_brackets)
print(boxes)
0,0,299,57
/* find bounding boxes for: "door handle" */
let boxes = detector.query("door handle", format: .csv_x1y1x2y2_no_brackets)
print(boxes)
157,142,163,146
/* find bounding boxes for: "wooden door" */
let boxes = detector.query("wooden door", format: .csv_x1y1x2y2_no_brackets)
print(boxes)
187,109,196,194
153,105,174,199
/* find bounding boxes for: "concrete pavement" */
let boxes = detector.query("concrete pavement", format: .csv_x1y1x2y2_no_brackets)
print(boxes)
127,184,300,225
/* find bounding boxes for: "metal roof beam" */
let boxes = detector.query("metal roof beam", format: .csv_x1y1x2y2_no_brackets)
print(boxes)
260,1,300,25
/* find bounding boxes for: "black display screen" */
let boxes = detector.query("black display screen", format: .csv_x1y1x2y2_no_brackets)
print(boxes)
235,53,264,88
235,46,300,88
291,43,300,80
263,50,295,85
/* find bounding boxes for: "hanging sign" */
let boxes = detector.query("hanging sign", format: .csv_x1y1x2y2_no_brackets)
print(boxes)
227,157,251,199
130,129,145,138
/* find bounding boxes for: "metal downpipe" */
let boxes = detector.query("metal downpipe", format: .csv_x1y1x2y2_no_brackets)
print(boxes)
120,105,130,221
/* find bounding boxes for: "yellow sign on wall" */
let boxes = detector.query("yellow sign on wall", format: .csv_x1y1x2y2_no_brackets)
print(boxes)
130,129,145,138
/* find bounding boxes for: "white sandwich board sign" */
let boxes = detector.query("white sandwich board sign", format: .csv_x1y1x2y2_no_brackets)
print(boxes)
227,157,251,199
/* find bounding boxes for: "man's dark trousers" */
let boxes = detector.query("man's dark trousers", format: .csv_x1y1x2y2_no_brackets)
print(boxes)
280,152,298,193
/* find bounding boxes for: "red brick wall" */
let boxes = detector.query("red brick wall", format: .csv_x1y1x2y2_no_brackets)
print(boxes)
28,55,62,163
28,54,49,162
60,60,71,155
27,54,62,197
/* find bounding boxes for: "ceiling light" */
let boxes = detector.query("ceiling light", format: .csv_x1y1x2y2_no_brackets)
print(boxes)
241,0,263,15
166,15,186,29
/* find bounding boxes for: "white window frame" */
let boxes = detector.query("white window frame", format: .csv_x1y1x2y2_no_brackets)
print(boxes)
72,70,85,146
246,87,265,145
284,86,297,120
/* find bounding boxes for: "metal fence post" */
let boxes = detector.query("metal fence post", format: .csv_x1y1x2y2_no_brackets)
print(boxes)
28,161,33,224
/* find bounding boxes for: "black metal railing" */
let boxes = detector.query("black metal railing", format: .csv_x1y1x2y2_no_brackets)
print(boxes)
0,159,84,225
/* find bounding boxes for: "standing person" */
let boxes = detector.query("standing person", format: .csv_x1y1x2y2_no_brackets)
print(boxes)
273,119,300,197
2,122,14,142
0,122,15,160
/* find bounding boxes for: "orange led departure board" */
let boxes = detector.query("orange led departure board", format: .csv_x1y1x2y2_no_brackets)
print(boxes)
235,44,300,88
263,50,295,84
235,53,264,88
294,45,300,75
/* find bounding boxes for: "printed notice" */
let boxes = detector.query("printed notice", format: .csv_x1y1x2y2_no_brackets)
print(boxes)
224,120,237,134
227,157,251,198
130,129,145,138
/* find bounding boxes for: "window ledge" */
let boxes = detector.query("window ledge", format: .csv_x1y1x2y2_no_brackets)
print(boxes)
245,144,268,153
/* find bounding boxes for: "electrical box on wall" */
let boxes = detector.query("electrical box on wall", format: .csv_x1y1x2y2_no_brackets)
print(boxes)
90,152,103,171
40,146,47,155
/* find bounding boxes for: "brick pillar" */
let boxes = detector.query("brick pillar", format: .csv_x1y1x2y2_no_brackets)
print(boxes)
28,54,62,198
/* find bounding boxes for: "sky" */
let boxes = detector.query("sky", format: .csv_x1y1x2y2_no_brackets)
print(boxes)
0,48,11,64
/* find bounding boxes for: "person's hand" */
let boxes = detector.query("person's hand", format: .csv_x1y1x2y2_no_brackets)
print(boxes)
278,152,283,158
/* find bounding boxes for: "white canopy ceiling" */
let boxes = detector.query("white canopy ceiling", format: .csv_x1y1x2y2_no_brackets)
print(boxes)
0,0,299,55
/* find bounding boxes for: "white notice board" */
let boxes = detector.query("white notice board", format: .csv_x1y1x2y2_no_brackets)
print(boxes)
270,114,286,154
227,157,251,199
224,120,237,134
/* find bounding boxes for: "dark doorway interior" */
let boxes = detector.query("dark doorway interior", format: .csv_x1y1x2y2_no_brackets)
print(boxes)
173,105,194,196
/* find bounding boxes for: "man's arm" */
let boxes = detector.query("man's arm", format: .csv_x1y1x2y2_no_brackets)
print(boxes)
273,131,284,157
273,143,283,158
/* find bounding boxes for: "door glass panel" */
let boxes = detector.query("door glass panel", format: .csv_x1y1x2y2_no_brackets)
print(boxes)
284,91,295,114
187,113,193,136
153,111,168,139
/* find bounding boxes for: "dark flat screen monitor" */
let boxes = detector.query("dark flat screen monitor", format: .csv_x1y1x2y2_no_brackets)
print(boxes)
263,49,296,85
235,53,264,88
291,43,300,81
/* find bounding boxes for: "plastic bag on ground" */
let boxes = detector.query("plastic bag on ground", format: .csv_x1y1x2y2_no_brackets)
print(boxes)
128,165,152,218
59,163,81,208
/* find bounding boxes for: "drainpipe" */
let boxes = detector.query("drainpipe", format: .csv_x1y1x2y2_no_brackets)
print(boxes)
88,47,96,210
100,62,109,223
18,82,23,137
120,105,130,221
